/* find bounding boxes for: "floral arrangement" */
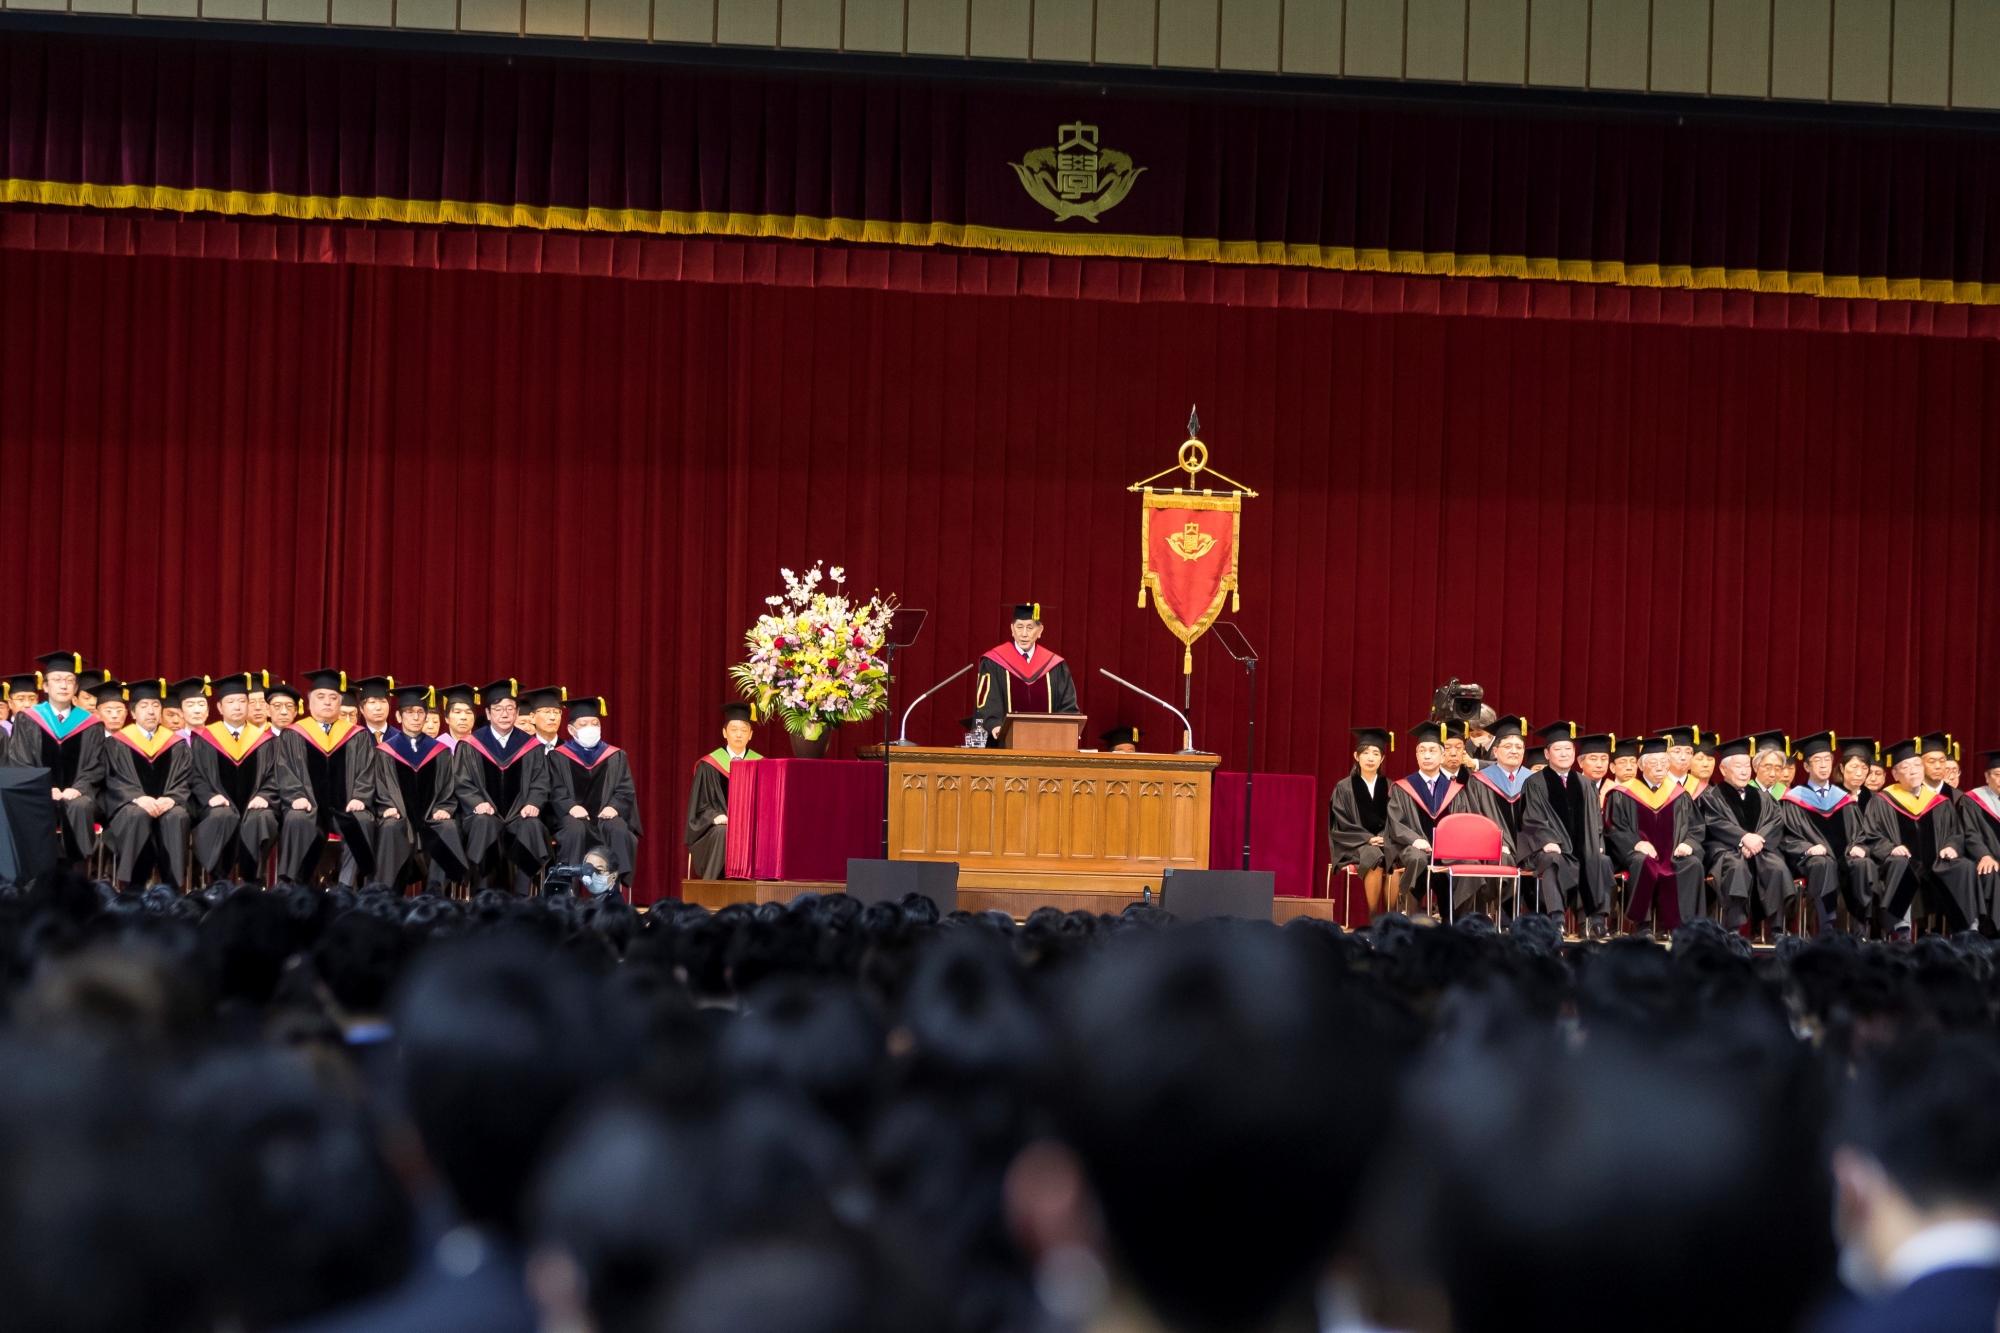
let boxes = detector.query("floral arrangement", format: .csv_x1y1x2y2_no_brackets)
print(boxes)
730,563,897,741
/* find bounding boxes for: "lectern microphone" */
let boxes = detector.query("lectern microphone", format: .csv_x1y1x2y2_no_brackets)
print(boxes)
1097,670,1204,754
896,662,976,746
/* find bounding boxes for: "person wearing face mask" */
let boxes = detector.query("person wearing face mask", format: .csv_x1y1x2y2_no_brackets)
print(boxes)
551,696,641,885
5,651,110,863
372,684,467,893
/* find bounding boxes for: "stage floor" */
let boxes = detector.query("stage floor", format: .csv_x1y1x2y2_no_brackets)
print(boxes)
678,876,1344,923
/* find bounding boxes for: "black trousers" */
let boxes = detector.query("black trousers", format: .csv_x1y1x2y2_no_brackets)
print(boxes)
193,804,281,879
106,803,190,888
278,807,377,884
1709,847,1793,927
375,814,469,889
556,814,639,876
462,811,549,893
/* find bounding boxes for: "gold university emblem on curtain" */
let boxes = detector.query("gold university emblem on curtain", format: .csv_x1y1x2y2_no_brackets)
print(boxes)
1011,123,1146,223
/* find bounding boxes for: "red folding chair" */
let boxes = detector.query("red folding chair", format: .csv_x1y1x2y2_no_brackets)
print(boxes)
1432,812,1522,926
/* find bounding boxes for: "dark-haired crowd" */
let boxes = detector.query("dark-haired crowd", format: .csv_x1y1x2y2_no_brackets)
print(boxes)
1,652,641,894
1330,717,2000,942
13,866,2000,1333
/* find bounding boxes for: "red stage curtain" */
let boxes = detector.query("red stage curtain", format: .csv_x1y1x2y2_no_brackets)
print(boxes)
5,32,2000,299
2,246,1996,901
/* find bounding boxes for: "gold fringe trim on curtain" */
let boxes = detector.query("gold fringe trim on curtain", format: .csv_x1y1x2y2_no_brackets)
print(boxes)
7,177,1994,306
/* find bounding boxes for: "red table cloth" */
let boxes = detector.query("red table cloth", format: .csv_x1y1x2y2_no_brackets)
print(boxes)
723,758,888,882
1208,772,1318,899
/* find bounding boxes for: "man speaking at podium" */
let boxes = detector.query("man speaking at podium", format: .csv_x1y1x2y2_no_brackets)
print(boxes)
975,603,1080,742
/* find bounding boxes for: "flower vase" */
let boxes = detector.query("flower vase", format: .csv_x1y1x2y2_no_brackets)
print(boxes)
790,727,834,759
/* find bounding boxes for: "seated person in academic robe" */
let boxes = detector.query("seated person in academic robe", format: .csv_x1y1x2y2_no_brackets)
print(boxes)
102,683,193,892
1100,726,1141,754
171,676,211,741
1957,749,2000,925
1326,728,1393,918
453,678,553,895
265,681,301,731
1520,722,1614,935
1604,736,1706,935
1572,732,1615,807
186,674,294,880
973,603,1080,743
353,676,396,750
1863,737,1979,938
438,683,478,748
1840,738,1876,799
1661,725,1705,795
1608,737,1641,793
1454,716,1535,913
551,695,642,883
4,651,109,863
1779,731,1879,937
275,669,383,886
93,680,127,735
1696,737,1796,937
685,703,760,881
1687,741,1718,796
371,684,468,893
1384,723,1460,919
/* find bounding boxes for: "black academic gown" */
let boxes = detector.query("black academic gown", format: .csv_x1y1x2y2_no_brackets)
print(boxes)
1778,785,1878,930
550,742,643,878
370,732,467,890
1520,766,1613,916
684,750,753,881
1326,771,1390,873
1695,782,1794,927
1957,786,2000,918
102,726,193,888
187,723,295,879
452,726,552,891
4,704,108,861
1384,772,1463,909
973,644,1079,739
1860,786,1978,929
274,719,381,883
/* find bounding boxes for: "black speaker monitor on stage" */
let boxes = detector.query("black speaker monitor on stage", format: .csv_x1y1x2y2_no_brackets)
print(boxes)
0,767,57,886
1160,867,1275,922
846,859,959,915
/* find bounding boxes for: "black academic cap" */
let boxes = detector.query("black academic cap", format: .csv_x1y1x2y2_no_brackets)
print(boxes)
480,678,520,705
1839,736,1877,762
304,668,349,695
1639,735,1670,757
99,677,127,700
439,683,478,709
1693,739,1718,757
570,696,607,720
1714,736,1755,761
1659,724,1704,748
521,686,568,711
393,684,435,712
1882,736,1924,768
5,673,40,696
33,651,86,676
1574,732,1614,756
1535,720,1579,743
339,693,358,709
213,671,270,701
1979,749,2000,774
127,678,170,703
1750,730,1791,758
169,675,211,704
1524,745,1546,766
266,680,302,705
1350,727,1393,754
74,669,113,695
1490,715,1531,740
1794,730,1838,759
1008,602,1043,623
721,702,756,725
353,675,396,703
1407,721,1445,747
1612,736,1643,759
1919,730,1953,757
1099,725,1140,748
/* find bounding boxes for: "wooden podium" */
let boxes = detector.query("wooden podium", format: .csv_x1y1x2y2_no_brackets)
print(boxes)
1001,712,1086,751
886,745,1218,917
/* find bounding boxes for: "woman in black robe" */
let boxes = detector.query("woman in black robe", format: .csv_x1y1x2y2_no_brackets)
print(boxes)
1327,727,1393,917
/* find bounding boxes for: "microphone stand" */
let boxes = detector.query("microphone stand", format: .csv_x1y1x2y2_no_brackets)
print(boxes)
878,609,930,860
896,662,976,745
1097,670,1205,754
1211,622,1259,871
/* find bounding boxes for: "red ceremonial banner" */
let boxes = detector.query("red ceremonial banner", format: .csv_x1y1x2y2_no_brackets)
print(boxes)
1145,506,1236,643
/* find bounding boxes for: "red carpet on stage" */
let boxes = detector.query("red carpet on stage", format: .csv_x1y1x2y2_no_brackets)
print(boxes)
1,246,1994,901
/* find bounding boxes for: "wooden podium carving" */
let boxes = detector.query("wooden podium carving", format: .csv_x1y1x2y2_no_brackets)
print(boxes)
1002,712,1086,752
886,746,1217,917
